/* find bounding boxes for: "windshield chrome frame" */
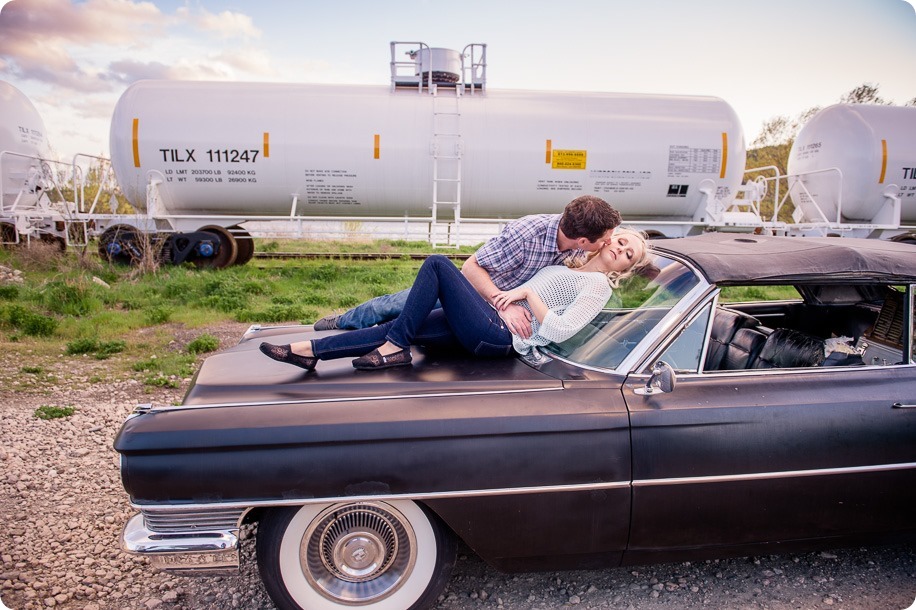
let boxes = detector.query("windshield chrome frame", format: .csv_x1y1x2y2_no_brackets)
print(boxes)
906,284,914,365
541,251,713,375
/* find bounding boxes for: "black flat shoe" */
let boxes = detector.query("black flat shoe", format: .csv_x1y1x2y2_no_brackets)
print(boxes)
352,347,412,370
259,342,317,371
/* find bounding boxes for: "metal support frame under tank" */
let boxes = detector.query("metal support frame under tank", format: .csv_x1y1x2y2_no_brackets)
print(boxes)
744,164,914,240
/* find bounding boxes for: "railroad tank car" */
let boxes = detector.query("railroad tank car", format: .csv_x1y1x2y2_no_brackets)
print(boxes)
1,81,51,212
787,104,916,224
109,80,747,222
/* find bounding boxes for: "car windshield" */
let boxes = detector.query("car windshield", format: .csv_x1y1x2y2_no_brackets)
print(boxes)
543,254,702,370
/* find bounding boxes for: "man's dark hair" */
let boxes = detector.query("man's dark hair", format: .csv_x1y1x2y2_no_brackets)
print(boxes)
559,195,621,242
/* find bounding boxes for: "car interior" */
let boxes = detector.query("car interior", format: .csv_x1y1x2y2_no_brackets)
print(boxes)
704,285,911,371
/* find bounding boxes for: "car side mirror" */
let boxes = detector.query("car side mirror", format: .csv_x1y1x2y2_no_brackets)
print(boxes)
635,361,677,395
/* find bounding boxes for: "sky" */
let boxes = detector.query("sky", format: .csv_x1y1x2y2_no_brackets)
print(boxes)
1,0,915,162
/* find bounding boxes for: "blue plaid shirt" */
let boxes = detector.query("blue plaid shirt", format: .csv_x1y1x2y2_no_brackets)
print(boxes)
474,214,583,290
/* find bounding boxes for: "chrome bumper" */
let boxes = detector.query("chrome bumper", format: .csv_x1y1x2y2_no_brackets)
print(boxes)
121,509,244,576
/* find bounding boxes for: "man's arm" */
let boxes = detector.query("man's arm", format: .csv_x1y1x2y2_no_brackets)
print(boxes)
462,254,534,338
461,254,501,302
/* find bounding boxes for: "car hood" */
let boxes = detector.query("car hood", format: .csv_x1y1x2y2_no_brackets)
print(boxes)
181,327,566,407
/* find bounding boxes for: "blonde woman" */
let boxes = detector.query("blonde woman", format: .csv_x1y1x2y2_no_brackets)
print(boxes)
261,228,650,371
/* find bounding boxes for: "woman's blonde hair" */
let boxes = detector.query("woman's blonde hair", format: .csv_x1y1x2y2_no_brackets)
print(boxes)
565,226,651,288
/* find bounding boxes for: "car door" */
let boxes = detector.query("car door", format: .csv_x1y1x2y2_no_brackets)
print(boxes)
621,302,916,562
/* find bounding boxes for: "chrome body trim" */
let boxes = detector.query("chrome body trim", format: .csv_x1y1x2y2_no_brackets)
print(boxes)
626,360,916,383
131,480,633,513
122,461,916,573
241,323,307,342
632,461,916,487
127,461,916,515
152,386,563,412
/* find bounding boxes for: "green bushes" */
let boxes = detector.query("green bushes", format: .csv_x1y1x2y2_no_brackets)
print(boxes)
65,337,127,359
34,405,75,420
143,305,172,325
0,285,19,300
3,304,58,337
187,334,219,355
41,279,103,316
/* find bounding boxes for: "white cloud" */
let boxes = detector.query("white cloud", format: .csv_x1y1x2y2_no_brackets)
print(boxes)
0,0,168,90
1,0,272,92
211,47,276,79
193,8,261,40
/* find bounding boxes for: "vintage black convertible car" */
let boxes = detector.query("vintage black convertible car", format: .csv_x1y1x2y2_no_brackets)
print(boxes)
114,233,916,610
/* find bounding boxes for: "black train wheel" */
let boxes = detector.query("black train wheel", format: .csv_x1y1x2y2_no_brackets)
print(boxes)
228,225,255,266
193,225,238,269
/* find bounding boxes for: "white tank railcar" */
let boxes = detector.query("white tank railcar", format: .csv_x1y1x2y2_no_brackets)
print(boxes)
109,81,747,224
787,104,916,239
1,81,52,242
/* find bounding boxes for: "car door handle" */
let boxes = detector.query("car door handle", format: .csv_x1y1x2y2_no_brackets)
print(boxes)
892,403,916,409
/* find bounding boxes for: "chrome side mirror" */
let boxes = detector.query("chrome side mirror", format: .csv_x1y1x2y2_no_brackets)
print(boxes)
635,361,677,395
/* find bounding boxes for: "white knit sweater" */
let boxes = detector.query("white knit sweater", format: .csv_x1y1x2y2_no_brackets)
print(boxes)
511,266,612,355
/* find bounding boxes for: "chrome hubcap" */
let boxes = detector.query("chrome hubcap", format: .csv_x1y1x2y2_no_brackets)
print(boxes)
301,502,417,604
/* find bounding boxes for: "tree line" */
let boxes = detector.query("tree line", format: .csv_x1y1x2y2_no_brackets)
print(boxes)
747,83,916,179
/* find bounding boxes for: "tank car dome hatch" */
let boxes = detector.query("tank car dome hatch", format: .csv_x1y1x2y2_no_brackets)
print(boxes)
412,47,462,84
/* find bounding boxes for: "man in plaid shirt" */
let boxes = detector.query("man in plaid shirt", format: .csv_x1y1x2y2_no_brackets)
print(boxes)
314,195,621,336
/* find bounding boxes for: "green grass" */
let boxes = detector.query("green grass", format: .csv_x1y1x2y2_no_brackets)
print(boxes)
0,240,415,385
0,237,801,388
34,405,75,420
0,239,439,348
188,334,220,355
0,239,455,385
720,285,801,302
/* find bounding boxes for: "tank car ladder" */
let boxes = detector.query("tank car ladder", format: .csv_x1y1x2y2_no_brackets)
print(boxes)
431,85,462,248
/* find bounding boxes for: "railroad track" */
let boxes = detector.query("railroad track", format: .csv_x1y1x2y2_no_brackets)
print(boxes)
252,251,471,261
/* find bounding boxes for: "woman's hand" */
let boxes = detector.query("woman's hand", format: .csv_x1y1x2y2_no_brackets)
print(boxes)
492,287,528,311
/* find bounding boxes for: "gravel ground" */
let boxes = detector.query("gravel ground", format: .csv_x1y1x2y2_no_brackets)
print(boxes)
1,324,915,610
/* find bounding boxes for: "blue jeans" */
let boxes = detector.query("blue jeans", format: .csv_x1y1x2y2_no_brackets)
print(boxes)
312,256,513,360
338,289,442,330
338,289,405,329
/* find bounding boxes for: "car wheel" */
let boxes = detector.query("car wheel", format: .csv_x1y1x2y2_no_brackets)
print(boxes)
257,500,456,610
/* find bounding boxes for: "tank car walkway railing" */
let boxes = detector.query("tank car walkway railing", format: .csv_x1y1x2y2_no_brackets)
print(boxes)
0,150,90,248
389,41,431,93
461,43,487,94
744,166,903,237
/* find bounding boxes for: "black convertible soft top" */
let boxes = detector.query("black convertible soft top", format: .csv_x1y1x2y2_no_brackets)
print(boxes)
651,233,916,285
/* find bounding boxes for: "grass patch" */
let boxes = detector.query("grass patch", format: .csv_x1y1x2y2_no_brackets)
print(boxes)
3,304,58,337
0,285,19,300
720,285,800,302
40,278,103,316
133,352,196,387
65,337,127,359
187,334,220,355
34,405,75,420
143,305,172,325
